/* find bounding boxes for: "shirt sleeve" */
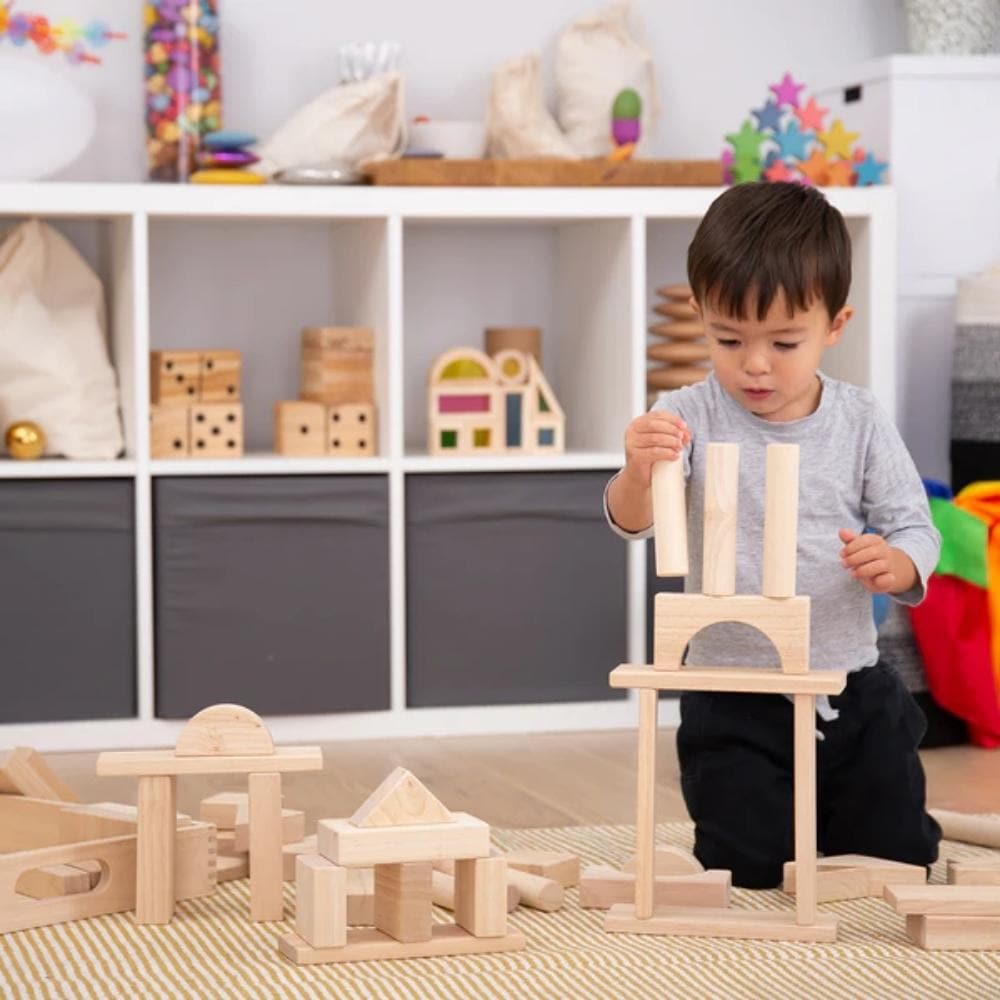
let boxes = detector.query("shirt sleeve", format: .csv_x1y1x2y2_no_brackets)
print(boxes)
861,404,941,606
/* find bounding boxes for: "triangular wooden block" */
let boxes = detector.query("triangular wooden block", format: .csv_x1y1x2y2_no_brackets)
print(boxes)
349,768,452,828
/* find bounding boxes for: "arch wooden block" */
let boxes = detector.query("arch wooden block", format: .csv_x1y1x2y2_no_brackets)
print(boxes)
175,704,274,758
622,845,703,876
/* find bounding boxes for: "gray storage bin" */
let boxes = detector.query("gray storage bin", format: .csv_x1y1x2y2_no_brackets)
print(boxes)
154,475,390,718
0,479,135,723
406,472,627,707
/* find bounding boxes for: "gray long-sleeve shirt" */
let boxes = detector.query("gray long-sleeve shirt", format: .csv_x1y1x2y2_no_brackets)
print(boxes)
606,371,941,674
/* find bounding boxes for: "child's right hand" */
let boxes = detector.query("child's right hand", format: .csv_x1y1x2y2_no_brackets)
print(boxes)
622,410,691,488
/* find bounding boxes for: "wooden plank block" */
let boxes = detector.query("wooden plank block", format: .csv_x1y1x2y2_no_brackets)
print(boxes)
278,924,526,964
622,846,703,876
249,772,284,922
702,442,739,596
0,748,80,802
189,402,244,458
97,746,323,777
762,443,800,602
931,810,1000,849
793,692,817,926
274,400,326,457
16,864,96,900
431,869,519,913
651,459,688,577
199,792,250,830
318,813,489,867
503,850,579,887
948,858,1000,886
295,854,347,949
654,594,810,673
454,857,507,937
349,767,451,828
374,862,432,943
217,854,248,882
610,664,846,696
198,349,241,402
784,856,926,900
150,404,190,458
604,903,839,942
885,884,1000,916
635,688,657,919
580,866,731,909
234,809,305,853
59,802,194,842
135,775,176,925
906,913,1000,950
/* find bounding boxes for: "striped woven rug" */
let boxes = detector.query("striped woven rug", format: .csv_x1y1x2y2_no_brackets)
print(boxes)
3,821,999,1000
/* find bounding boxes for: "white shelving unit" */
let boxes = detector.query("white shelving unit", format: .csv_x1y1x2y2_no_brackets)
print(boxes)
0,183,897,751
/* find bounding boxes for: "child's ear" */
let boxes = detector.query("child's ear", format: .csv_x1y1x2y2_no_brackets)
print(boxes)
825,305,853,346
688,295,702,317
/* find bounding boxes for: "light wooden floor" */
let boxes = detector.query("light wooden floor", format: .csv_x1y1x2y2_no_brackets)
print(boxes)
49,730,1000,829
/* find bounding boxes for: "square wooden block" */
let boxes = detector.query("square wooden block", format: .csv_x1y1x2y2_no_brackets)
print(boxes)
274,401,326,457
151,350,200,405
199,350,241,402
150,405,190,458
300,326,374,407
190,403,244,458
328,404,376,457
374,862,432,943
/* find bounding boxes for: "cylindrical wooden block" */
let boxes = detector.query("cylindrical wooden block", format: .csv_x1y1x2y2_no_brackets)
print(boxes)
651,459,688,577
931,810,1000,848
762,443,800,598
505,867,564,912
136,775,176,924
485,326,541,363
702,443,739,596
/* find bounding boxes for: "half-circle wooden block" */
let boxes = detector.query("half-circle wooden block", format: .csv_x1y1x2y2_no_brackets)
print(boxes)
175,704,275,758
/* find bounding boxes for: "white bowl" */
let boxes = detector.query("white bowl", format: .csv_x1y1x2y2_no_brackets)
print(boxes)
406,120,486,159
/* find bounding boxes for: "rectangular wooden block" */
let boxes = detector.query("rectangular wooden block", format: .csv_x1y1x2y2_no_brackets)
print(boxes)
327,404,376,457
296,854,347,949
217,854,248,882
274,400,327,457
150,350,200,405
234,808,305,853
97,747,323,777
346,868,375,925
374,862,433,943
885,884,1000,916
190,402,244,458
199,349,241,402
249,772,284,922
0,748,79,802
283,836,317,880
16,863,97,899
604,904,839,942
906,913,1000,950
579,867,731,909
784,856,926,901
454,857,507,937
610,664,846,696
318,813,490,867
199,792,249,830
504,850,579,887
948,858,1000,886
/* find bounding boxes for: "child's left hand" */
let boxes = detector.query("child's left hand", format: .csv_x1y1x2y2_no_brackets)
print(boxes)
838,528,897,593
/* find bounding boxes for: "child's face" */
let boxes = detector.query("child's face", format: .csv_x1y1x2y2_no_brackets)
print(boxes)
693,290,852,422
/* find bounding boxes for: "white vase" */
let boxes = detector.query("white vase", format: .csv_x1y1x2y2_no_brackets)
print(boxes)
905,0,1000,54
0,55,97,181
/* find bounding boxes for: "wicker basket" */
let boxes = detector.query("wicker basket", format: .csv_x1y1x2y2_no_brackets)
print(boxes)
905,0,1000,54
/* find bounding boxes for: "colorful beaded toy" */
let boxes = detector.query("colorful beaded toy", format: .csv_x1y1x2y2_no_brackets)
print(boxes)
0,2,125,65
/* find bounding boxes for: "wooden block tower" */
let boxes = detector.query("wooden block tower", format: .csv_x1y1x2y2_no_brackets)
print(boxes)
605,443,848,943
149,349,244,458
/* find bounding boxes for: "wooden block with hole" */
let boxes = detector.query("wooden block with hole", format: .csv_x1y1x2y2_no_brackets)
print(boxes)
199,350,241,402
274,401,326,457
349,767,451,828
504,850,580,887
374,862,433,943
580,866,731,909
296,854,347,948
150,350,200,405
454,857,507,937
327,404,376,457
948,858,1000,886
150,405,190,458
190,402,243,458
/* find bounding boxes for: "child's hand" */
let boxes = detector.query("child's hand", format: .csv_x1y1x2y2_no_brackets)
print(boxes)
622,410,691,488
838,528,897,593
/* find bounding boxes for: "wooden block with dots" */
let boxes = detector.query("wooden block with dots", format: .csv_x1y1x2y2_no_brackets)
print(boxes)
274,401,327,457
150,405,190,458
151,350,200,405
199,350,242,402
327,404,376,457
190,403,244,458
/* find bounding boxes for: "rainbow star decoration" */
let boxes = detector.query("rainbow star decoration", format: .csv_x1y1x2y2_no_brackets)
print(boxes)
723,72,888,187
0,2,125,65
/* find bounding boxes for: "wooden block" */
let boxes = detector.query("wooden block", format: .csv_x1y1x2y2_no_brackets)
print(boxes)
150,405,190,458
346,867,375,925
327,404,376,456
374,862,432,943
318,813,490,867
784,855,926,900
431,868,519,913
580,866,731,910
906,913,1000,950
349,767,452,828
97,746,323,777
505,867,564,912
762,443,800,601
610,664,846,696
948,858,1000,886
277,924,526,965
635,687,657,919
150,350,200,405
932,810,1000,849
504,850,580,887
199,792,250,830
296,854,347,949
176,704,275,758
454,857,507,937
199,349,241,402
274,400,326,457
793,692,817,925
16,864,97,899
604,904,839,942
885,884,1000,916
653,594,810,673
622,845,703,876
702,443,739,596
651,459,688,577
300,327,374,406
234,809,305,853
249,772,285,922
283,835,317,880
135,774,176,925
190,402,244,458
217,854,248,882
0,748,80,802
784,864,871,903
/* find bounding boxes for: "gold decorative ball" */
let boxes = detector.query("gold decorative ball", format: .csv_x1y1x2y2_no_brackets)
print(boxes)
5,421,46,460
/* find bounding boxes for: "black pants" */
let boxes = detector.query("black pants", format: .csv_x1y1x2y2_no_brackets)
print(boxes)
677,661,942,889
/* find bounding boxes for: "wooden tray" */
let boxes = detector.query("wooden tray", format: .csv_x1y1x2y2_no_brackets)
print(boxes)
364,158,722,187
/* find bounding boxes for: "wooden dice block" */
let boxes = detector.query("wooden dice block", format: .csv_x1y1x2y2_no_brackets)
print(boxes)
274,401,326,457
190,403,243,458
199,350,241,402
151,350,200,405
328,404,376,457
300,327,374,406
150,405,190,458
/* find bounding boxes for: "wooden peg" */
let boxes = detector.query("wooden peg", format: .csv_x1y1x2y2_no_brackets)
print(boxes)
702,443,739,596
762,443,799,598
651,459,688,578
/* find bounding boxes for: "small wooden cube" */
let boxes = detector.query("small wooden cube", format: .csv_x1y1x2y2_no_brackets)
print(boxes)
199,350,241,402
151,350,200,405
190,403,243,458
150,405,190,458
274,401,326,457
374,862,432,943
327,404,376,457
300,326,374,406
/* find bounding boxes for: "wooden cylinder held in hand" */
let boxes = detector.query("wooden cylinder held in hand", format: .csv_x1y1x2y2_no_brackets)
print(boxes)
651,459,688,577
762,443,800,598
702,443,739,596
